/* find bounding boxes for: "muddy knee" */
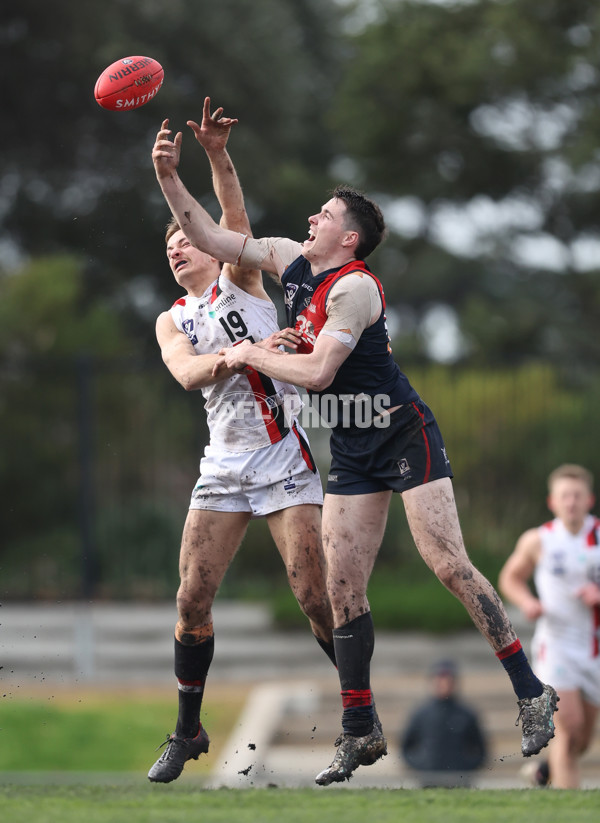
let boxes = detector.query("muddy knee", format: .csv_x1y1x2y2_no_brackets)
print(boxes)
176,587,213,630
433,558,474,593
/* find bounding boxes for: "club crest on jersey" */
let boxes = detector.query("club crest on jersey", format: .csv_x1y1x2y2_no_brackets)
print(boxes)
284,282,298,309
397,458,411,475
182,318,198,345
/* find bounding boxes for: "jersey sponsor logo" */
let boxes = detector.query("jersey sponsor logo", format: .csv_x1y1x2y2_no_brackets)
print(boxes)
263,390,285,410
549,550,566,576
209,291,236,318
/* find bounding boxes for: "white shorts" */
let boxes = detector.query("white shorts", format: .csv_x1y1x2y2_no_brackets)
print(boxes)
532,632,600,706
189,422,323,517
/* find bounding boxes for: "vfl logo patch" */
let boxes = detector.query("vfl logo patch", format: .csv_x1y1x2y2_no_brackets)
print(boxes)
284,476,296,491
328,474,338,482
182,318,198,346
284,282,298,309
397,458,411,475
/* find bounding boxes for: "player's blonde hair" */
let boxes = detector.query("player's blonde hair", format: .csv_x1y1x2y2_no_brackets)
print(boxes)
164,215,181,243
547,464,594,493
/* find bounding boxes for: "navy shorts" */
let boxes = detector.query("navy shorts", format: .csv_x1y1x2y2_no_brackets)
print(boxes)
326,399,453,496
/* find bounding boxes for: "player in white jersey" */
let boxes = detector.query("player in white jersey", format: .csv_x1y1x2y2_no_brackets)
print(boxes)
148,100,333,784
500,464,600,788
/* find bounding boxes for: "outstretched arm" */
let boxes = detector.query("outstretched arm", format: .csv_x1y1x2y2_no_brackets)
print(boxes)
153,119,249,265
153,120,297,278
187,97,267,295
187,97,250,236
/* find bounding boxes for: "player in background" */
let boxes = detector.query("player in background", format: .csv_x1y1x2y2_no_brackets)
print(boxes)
499,464,600,788
151,119,558,786
147,99,333,784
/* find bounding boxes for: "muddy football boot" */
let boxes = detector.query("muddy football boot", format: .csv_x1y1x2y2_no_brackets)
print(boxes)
516,684,559,757
147,726,210,783
315,726,387,786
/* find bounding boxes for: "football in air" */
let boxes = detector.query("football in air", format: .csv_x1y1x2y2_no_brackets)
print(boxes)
94,56,164,111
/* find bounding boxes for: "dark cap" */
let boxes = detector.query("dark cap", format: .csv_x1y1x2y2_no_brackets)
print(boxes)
431,659,457,678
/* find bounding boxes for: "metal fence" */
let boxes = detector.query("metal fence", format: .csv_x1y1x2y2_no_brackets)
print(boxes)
1,356,599,600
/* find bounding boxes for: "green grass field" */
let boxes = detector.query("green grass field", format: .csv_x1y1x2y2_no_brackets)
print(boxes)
0,688,245,771
3,688,599,823
1,785,599,823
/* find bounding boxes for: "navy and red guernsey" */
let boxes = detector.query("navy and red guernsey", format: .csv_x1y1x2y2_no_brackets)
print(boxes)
281,255,419,428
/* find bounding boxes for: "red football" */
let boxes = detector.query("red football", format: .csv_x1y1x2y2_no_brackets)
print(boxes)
94,55,164,112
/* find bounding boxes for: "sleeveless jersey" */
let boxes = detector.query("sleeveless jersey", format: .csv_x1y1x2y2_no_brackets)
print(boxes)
170,276,302,452
533,514,600,658
281,255,419,427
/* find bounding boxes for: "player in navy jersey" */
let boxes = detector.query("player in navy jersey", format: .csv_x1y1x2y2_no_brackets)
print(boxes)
500,464,600,788
152,117,558,785
147,100,333,785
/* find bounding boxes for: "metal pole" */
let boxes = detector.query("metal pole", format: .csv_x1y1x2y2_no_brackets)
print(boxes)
76,351,96,601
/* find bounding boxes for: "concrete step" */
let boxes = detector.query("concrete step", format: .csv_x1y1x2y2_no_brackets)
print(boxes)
1,602,514,684
209,674,600,790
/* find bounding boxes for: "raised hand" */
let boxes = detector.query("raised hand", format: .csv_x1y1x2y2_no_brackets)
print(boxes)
152,119,183,179
187,97,239,154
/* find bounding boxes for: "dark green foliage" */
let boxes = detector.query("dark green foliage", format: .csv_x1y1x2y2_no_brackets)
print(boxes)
2,2,600,624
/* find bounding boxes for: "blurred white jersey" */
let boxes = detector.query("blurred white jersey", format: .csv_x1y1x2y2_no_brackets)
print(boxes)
170,276,302,452
532,515,600,700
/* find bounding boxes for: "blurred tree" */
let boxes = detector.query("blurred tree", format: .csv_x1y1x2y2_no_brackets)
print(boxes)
0,254,130,595
1,0,343,353
331,0,600,372
0,253,200,598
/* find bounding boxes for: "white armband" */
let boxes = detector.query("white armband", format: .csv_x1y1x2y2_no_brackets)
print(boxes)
320,329,357,350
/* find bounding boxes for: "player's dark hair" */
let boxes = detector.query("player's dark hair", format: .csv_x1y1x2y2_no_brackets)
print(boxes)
331,185,387,260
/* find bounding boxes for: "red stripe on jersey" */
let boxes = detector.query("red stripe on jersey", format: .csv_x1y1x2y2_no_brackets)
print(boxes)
173,297,186,307
592,607,600,658
586,520,600,657
245,367,286,445
542,520,555,531
496,639,523,660
210,278,224,305
412,401,431,483
586,519,600,546
294,260,376,355
292,421,316,473
341,689,373,708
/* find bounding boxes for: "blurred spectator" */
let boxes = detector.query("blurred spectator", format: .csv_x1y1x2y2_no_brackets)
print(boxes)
400,660,487,787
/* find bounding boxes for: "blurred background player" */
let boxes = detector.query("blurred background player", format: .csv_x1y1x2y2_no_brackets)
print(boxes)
148,99,333,783
499,464,600,789
400,659,487,787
